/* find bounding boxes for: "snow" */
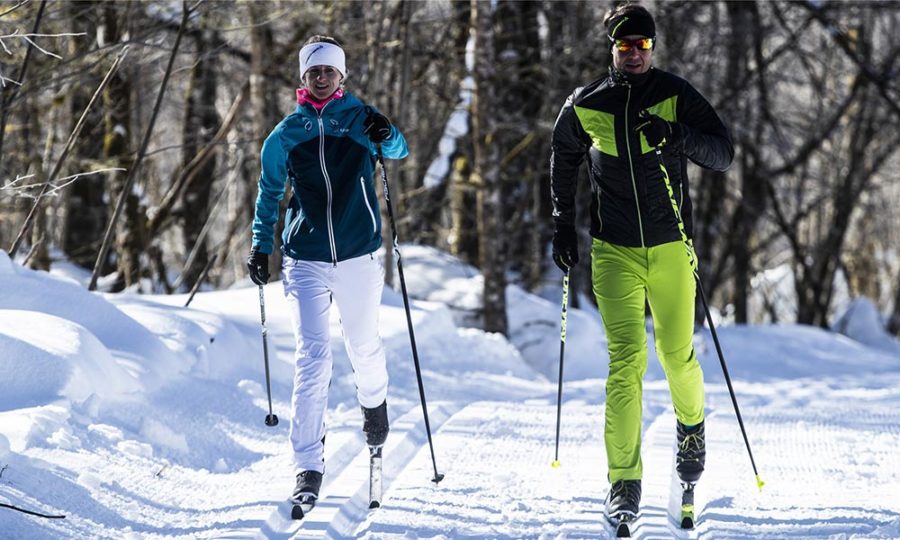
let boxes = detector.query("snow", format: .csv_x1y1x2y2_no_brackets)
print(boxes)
1,246,899,539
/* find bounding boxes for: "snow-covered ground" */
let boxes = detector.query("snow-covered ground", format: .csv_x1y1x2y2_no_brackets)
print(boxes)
1,247,899,539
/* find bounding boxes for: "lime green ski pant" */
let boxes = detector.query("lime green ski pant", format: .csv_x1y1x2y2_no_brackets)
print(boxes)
591,239,705,482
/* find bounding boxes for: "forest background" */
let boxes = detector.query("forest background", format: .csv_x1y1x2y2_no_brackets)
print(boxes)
1,0,898,337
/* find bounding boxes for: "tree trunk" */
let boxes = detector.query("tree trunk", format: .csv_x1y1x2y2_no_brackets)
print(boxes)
448,153,477,263
100,4,142,290
444,1,477,267
61,1,108,269
495,0,542,291
180,18,220,290
27,89,55,271
470,0,507,335
724,1,763,324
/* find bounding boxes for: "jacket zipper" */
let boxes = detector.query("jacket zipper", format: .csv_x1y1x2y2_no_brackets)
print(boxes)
316,102,339,265
360,176,377,233
624,85,646,248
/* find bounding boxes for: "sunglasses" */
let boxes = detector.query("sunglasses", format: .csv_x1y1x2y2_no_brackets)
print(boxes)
613,37,654,52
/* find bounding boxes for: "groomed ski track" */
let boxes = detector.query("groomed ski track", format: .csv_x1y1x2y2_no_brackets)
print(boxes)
254,375,900,539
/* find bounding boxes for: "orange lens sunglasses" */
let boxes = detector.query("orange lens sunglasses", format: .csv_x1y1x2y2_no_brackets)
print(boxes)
613,37,654,52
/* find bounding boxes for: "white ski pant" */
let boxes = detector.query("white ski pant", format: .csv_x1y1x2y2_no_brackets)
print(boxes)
282,253,388,474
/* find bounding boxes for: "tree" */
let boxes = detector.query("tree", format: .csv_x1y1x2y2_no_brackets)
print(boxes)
179,12,220,290
470,0,506,334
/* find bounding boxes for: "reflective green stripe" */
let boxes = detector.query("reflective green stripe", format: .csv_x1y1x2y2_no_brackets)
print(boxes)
656,149,697,272
610,17,629,37
639,95,678,154
574,105,618,157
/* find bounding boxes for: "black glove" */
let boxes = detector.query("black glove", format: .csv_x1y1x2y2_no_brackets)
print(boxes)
552,224,579,272
247,247,270,285
635,111,680,148
363,111,393,144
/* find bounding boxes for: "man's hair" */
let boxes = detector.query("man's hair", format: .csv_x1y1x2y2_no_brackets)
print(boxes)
602,4,654,33
304,35,341,47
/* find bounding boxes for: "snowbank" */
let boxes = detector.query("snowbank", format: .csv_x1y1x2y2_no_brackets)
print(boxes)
0,310,141,410
832,297,900,356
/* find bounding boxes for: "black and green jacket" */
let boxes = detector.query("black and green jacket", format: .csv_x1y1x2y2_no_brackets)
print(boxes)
550,67,734,248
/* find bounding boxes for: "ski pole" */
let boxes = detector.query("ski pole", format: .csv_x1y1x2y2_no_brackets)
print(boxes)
695,274,763,490
551,269,570,468
375,144,444,484
654,148,763,490
258,284,279,427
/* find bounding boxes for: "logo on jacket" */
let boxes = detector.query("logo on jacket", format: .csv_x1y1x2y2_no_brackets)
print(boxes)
329,119,350,134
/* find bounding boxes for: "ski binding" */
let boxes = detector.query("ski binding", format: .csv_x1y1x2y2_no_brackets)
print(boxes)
608,512,636,538
291,495,316,520
680,482,695,529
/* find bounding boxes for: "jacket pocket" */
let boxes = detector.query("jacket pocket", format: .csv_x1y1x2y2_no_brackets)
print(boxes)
285,209,303,244
360,176,377,233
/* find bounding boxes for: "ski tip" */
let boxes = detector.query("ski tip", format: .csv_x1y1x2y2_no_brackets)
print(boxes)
369,500,381,509
756,475,765,491
290,505,305,520
431,473,445,484
551,460,561,469
615,522,631,538
681,516,695,529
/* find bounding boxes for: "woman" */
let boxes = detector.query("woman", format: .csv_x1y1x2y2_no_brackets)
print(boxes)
246,35,408,511
549,3,734,526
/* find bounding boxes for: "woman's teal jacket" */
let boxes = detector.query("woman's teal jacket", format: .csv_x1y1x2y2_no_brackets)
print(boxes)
251,91,408,263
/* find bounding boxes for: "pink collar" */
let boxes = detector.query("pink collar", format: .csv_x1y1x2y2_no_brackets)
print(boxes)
296,87,344,110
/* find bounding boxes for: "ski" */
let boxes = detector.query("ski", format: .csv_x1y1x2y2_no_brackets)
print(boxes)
607,512,636,538
368,445,383,509
290,496,316,520
680,482,695,529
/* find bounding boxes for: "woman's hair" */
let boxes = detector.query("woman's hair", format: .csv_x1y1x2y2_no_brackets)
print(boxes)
602,4,654,32
304,35,342,47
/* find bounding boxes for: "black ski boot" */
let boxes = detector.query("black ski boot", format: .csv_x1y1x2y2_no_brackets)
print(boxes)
676,421,706,483
362,400,389,447
291,470,323,519
606,479,641,537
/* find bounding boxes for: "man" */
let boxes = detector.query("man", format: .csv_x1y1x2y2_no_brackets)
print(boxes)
549,3,734,527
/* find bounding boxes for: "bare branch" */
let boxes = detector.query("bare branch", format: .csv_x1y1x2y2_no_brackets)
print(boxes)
800,0,900,119
171,154,243,291
89,3,191,291
0,31,86,60
0,1,30,19
1,173,36,190
2,169,126,198
0,0,46,168
146,80,250,236
9,45,130,256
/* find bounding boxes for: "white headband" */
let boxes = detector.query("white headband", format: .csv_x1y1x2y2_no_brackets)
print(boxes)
298,42,346,79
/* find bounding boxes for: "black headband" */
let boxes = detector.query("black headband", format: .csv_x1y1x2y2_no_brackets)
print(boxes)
607,12,656,40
